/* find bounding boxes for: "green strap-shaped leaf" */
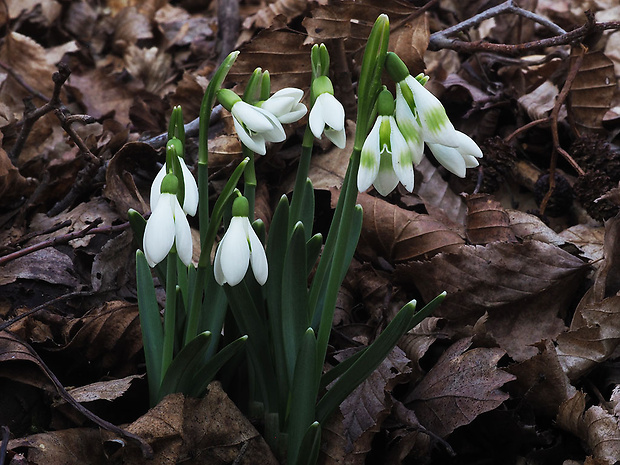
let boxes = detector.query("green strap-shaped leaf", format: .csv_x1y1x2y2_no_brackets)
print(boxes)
189,335,248,398
266,195,291,404
158,331,211,399
282,222,309,382
299,179,315,242
315,300,416,424
287,328,318,465
295,422,321,465
136,250,164,405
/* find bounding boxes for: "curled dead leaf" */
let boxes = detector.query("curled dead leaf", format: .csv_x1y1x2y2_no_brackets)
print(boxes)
406,337,515,438
465,193,516,245
356,193,465,264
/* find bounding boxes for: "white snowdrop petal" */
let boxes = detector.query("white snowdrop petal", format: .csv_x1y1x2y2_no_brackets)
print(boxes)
358,119,382,192
248,227,268,285
325,127,346,149
309,102,326,139
180,160,198,216
173,200,193,266
149,165,167,212
462,154,480,168
232,101,272,132
390,122,415,192
428,142,467,178
219,217,250,286
456,131,483,158
143,193,176,267
233,116,267,155
320,94,345,132
374,151,400,196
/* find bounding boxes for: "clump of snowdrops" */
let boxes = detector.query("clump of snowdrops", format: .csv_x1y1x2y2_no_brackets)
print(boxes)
129,14,481,464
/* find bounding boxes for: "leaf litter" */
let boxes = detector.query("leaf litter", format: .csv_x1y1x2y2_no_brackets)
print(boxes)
1,0,620,464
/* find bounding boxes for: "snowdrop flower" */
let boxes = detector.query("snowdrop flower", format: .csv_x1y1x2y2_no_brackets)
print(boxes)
150,139,199,216
308,76,346,149
214,196,268,286
143,173,192,267
358,89,414,196
218,89,285,155
427,131,483,178
260,87,307,124
386,52,483,176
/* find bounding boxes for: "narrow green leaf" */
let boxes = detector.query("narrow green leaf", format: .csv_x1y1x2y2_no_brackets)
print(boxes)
319,346,366,391
158,331,211,399
287,329,318,465
282,222,309,381
299,179,315,242
315,300,416,424
189,335,248,397
136,250,163,405
266,195,292,411
295,422,321,465
409,292,446,331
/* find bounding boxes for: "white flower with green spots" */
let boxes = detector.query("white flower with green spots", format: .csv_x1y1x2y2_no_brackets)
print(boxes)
358,89,414,196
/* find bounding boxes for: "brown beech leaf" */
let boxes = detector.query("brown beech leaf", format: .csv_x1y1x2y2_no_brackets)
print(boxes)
337,346,411,449
0,248,80,287
399,317,444,383
569,48,617,133
59,375,143,405
356,193,465,264
243,0,308,30
110,384,278,464
556,294,620,381
389,13,429,76
508,209,568,246
557,392,620,465
228,29,312,93
406,337,515,438
559,224,605,263
506,340,576,418
54,301,142,377
465,194,516,245
8,428,109,465
398,241,587,326
414,157,468,226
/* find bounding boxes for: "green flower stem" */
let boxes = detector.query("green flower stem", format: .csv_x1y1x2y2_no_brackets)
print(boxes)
198,161,209,247
184,266,207,346
313,147,361,377
242,146,257,222
289,126,315,231
162,250,178,378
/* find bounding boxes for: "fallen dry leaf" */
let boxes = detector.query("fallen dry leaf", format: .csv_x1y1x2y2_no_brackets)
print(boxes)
465,193,517,245
356,192,465,264
569,48,617,133
557,391,620,465
398,240,586,327
406,337,515,438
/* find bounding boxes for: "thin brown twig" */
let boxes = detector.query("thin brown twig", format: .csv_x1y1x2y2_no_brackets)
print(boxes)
539,45,586,216
504,117,549,143
0,220,130,266
429,6,619,56
8,63,70,161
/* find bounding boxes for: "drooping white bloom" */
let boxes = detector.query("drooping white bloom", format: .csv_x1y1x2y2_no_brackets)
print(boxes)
358,115,414,196
260,88,307,124
394,84,424,165
150,159,199,216
427,131,484,178
396,75,459,148
230,100,286,155
214,215,268,287
143,192,192,267
309,93,346,149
